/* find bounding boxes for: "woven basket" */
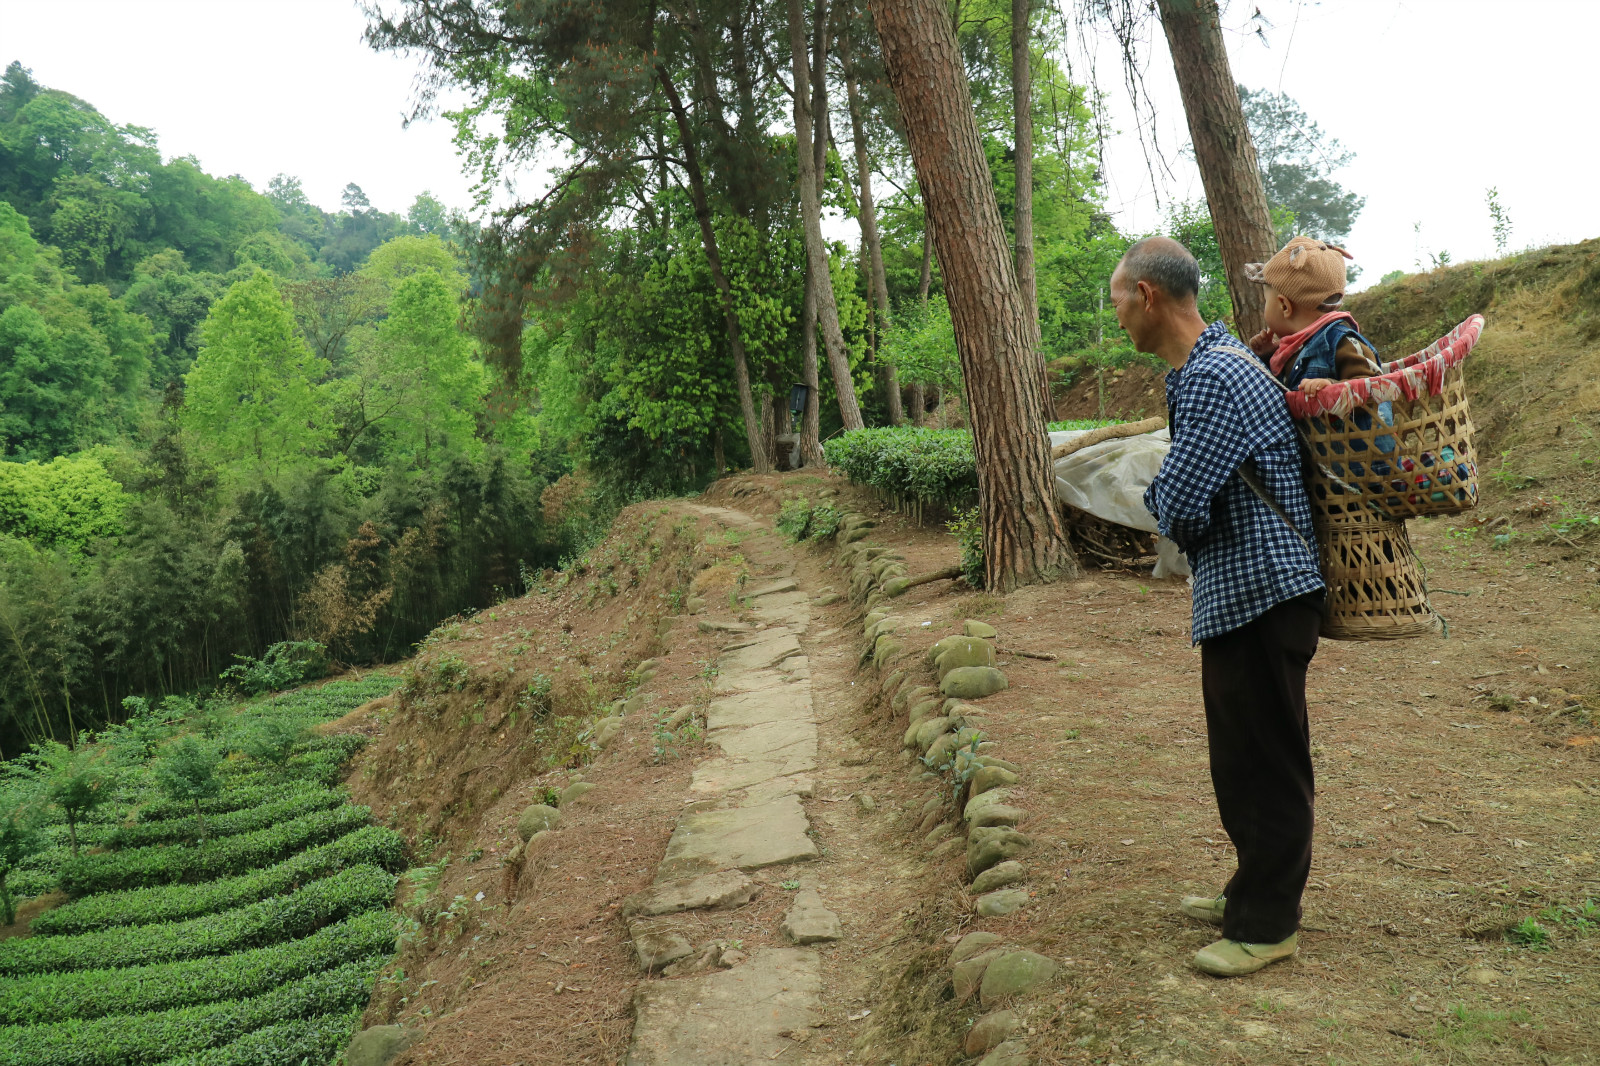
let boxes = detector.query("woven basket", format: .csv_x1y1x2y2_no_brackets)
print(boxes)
1287,315,1485,522
1317,510,1439,640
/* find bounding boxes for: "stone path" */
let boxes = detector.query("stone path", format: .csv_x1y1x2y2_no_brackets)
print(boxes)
624,506,841,1065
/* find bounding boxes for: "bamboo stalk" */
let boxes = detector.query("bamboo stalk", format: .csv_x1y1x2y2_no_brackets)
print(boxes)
1050,416,1167,461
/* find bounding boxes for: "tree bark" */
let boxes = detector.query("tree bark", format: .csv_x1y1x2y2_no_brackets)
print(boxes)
868,0,1077,590
1011,0,1036,328
918,216,933,305
1156,0,1278,340
789,0,865,433
800,266,824,466
658,66,771,473
840,15,902,425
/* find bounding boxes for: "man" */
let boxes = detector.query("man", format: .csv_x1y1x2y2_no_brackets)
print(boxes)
1109,237,1326,977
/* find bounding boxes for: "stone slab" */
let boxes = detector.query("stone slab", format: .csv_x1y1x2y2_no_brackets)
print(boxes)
690,756,818,795
625,948,821,1066
780,889,842,944
711,719,817,760
624,870,759,918
749,591,811,628
718,632,802,676
706,686,812,730
747,578,798,598
660,794,819,877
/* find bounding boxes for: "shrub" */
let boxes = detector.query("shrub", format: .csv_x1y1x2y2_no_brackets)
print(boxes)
228,718,304,769
0,956,379,1066
152,737,223,840
0,909,397,1024
154,1010,361,1066
33,825,404,936
109,789,345,850
219,641,329,696
0,864,396,976
133,782,320,824
823,427,979,510
776,497,813,541
807,503,842,541
59,805,374,896
947,506,986,589
0,782,45,925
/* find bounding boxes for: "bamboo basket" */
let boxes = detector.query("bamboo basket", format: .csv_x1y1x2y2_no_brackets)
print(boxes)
1287,315,1485,523
1315,510,1439,640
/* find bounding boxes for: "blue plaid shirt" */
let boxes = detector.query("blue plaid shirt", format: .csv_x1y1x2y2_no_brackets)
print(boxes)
1144,321,1324,644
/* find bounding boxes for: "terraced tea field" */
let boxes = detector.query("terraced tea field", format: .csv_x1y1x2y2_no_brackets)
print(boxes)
1,676,405,1066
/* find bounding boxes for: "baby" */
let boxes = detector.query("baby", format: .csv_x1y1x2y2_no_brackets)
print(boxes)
1245,236,1382,395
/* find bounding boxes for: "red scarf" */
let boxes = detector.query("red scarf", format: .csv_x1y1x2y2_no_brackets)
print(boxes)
1267,311,1360,378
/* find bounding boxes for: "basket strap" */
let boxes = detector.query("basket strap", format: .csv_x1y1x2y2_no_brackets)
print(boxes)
1237,459,1315,554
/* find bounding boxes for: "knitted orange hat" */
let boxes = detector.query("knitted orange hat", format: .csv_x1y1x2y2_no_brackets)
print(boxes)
1244,236,1354,311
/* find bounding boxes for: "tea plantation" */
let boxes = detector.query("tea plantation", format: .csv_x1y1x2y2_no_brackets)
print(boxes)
0,676,406,1066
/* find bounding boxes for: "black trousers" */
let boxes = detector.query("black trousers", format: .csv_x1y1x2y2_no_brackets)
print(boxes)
1199,591,1323,944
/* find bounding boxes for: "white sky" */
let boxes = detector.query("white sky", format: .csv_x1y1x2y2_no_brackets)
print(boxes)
3,0,1596,291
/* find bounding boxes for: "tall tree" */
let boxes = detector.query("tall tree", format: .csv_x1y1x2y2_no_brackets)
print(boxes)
1155,0,1276,339
838,6,902,425
1011,0,1036,329
181,270,331,478
788,0,865,433
869,0,1077,590
1239,86,1365,244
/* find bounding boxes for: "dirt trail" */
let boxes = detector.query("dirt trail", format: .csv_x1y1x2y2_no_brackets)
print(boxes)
703,472,1599,1066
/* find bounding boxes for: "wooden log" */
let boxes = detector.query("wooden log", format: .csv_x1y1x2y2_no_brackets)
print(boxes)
882,564,963,598
1049,416,1167,461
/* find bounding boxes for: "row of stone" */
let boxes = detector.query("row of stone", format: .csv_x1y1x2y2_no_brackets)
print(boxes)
825,509,1051,1066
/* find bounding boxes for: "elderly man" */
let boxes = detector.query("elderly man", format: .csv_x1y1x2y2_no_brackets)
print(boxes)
1109,237,1326,977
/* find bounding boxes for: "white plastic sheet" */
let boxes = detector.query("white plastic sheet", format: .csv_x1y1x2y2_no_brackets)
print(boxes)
1049,428,1191,579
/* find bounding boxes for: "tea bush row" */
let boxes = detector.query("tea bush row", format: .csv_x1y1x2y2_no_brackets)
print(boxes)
0,910,397,1025
59,805,373,896
131,782,322,825
152,1010,360,1066
0,865,396,976
109,789,346,850
0,957,379,1066
34,825,404,936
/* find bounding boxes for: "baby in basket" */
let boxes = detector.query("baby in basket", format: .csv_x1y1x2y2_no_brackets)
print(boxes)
1245,235,1383,394
1245,235,1395,452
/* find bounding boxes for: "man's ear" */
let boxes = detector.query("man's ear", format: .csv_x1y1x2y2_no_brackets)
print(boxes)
1137,279,1156,312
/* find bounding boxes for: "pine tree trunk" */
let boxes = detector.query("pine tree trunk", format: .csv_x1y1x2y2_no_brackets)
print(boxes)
868,0,1077,590
657,66,772,473
1156,0,1277,340
790,0,865,433
908,381,924,425
919,218,933,304
1012,0,1036,328
800,266,824,466
841,19,902,425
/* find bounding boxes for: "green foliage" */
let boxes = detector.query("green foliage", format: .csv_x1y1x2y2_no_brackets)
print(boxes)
152,736,223,839
152,1010,361,1066
0,909,396,1025
0,956,379,1066
1239,86,1365,244
1508,916,1552,950
1486,187,1513,256
58,804,374,896
807,504,842,541
180,271,332,479
108,788,343,850
0,202,152,459
876,296,961,394
227,716,305,770
776,497,815,541
32,825,403,936
218,642,328,697
0,864,396,976
947,507,986,589
823,427,979,509
0,780,45,924
29,741,114,858
0,450,127,552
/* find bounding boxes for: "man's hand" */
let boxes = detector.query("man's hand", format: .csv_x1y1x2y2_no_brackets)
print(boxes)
1248,328,1278,357
1299,377,1336,396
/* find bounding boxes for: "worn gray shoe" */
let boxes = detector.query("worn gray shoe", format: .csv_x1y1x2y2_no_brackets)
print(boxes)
1180,894,1226,925
1193,933,1299,977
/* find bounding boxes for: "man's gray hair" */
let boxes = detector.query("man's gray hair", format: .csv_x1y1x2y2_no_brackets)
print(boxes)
1119,237,1201,301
